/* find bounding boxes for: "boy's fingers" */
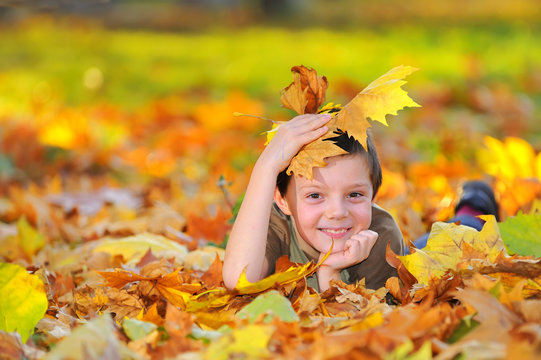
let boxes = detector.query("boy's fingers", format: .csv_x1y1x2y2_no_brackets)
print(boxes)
292,114,331,130
308,114,332,127
347,238,360,253
352,230,378,241
351,230,378,252
293,113,331,121
287,120,328,144
309,125,329,138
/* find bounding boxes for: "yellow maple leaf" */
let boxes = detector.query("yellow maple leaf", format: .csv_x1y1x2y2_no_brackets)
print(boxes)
333,65,420,143
17,216,46,259
203,323,274,360
288,65,420,180
91,232,188,265
186,290,232,312
235,244,333,295
0,263,48,343
235,261,316,295
399,216,505,285
286,134,348,178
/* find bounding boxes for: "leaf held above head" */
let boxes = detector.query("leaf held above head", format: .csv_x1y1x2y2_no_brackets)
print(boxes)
286,65,420,179
280,66,328,115
286,130,348,180
330,65,421,148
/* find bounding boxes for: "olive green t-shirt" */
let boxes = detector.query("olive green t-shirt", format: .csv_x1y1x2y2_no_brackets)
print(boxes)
265,203,405,291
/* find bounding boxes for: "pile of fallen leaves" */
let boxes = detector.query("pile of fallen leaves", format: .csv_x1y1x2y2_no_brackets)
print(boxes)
0,181,540,359
1,66,541,359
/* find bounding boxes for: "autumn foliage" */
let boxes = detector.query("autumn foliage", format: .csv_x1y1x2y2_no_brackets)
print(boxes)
1,30,541,360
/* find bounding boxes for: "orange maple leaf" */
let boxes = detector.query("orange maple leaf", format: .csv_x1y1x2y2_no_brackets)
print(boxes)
200,254,224,289
98,268,201,309
186,208,231,244
98,270,148,289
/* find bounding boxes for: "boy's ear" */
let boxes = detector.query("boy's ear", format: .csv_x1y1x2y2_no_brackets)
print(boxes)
274,188,292,216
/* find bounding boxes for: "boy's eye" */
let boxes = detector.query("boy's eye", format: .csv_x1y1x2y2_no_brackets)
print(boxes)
348,192,364,198
307,193,321,199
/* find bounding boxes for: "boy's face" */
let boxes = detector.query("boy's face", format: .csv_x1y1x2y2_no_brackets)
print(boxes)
275,154,373,255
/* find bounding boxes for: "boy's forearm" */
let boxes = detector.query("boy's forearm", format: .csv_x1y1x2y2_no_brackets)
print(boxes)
224,114,331,289
223,160,278,289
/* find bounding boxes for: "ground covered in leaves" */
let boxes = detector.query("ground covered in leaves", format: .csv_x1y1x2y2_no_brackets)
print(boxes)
1,18,541,360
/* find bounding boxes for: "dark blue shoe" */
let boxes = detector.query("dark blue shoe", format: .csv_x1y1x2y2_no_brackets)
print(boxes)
406,181,499,254
455,181,499,221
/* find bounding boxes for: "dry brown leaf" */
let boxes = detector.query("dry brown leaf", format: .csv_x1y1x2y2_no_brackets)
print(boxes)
280,65,328,114
105,288,144,320
295,289,321,316
151,303,202,357
0,331,26,360
512,299,541,323
385,242,417,303
139,257,175,278
98,264,202,310
411,271,464,304
452,288,523,344
135,248,160,268
506,333,541,360
280,72,308,115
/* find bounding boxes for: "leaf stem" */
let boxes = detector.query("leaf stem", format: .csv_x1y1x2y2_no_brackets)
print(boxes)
233,112,285,125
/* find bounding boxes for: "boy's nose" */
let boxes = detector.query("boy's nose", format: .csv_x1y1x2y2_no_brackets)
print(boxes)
326,199,348,219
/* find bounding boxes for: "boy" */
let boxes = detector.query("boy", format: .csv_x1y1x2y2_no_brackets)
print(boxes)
223,113,405,291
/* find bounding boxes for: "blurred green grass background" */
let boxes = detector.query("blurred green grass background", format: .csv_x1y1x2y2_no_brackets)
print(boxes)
1,4,540,113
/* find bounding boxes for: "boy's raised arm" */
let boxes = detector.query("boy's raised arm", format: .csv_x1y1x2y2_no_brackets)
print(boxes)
223,114,331,289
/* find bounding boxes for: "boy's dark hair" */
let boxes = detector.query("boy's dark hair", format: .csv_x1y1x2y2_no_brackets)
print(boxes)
276,129,382,199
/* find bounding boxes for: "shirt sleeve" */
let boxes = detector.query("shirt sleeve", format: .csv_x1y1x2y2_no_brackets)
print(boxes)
347,204,405,289
265,203,291,275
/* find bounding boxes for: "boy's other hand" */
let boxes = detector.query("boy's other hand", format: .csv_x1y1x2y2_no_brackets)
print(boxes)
258,114,331,174
319,230,378,271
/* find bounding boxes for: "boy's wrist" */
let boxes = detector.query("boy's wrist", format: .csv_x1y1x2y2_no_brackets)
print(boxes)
317,264,341,277
254,156,282,177
317,264,342,291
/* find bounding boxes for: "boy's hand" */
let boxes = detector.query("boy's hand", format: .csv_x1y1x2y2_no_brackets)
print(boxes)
258,114,331,174
318,230,379,271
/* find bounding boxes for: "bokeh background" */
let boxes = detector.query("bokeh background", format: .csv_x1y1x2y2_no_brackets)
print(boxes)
1,0,540,245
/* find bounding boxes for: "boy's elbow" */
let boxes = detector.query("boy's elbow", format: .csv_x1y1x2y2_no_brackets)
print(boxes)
223,273,237,290
222,258,268,290
222,264,239,290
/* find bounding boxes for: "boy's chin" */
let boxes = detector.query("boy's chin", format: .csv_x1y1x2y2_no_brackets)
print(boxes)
324,242,346,255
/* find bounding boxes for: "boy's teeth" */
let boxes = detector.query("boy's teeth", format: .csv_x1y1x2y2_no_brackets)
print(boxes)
324,228,347,234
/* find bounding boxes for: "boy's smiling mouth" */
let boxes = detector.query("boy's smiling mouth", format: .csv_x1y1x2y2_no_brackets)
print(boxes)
319,227,351,239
